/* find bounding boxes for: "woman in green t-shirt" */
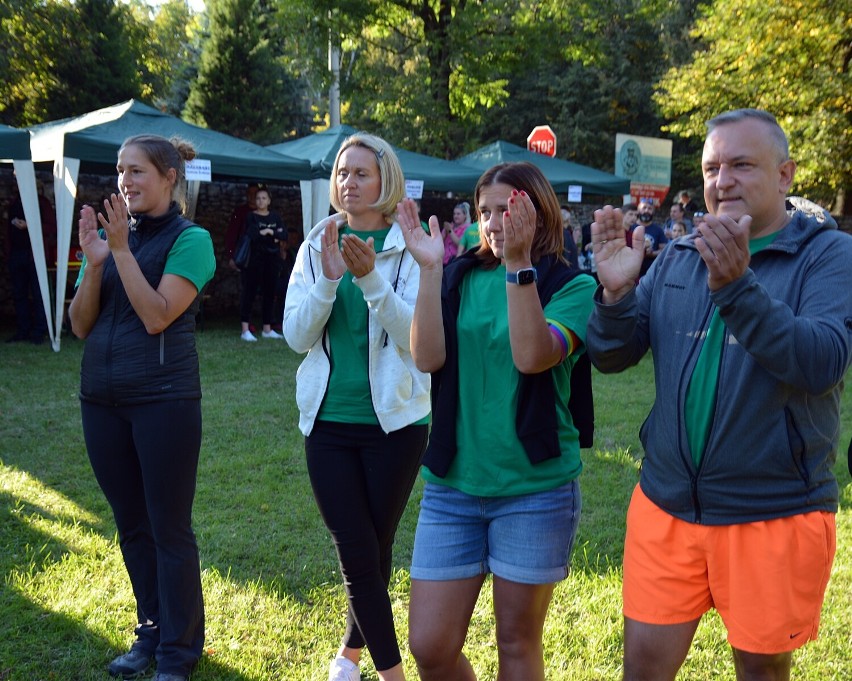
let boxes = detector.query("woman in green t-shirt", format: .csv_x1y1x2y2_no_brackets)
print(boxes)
283,133,430,681
398,162,596,680
70,135,215,681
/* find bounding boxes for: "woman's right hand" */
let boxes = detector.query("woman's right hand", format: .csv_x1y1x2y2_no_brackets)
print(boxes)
320,218,347,280
592,205,644,303
78,204,110,268
397,199,444,270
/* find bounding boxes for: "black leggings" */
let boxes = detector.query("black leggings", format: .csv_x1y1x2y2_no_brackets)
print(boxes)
306,420,427,671
81,399,204,676
240,251,281,326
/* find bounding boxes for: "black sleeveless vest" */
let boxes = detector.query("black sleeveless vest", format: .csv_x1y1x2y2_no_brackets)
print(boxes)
79,203,202,406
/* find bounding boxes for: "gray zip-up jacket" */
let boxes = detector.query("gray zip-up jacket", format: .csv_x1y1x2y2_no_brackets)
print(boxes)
587,208,852,524
283,214,431,436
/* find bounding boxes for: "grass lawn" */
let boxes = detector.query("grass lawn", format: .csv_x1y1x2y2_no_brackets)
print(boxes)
1,319,850,680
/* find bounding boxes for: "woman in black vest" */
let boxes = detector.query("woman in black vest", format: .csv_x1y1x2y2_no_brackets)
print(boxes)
397,163,596,681
69,135,216,681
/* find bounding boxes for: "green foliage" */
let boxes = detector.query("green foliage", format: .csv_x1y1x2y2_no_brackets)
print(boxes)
184,0,312,143
1,0,846,205
127,0,203,116
655,0,852,208
0,0,142,126
274,0,709,191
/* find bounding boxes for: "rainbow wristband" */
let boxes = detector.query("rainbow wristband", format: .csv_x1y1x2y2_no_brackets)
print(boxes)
549,324,570,364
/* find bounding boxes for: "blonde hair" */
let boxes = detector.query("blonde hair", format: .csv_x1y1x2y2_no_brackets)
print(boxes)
119,135,196,214
455,201,471,223
329,133,405,225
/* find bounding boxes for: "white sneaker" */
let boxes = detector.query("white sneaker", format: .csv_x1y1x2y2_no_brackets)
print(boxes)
328,655,360,681
261,329,284,339
240,330,257,342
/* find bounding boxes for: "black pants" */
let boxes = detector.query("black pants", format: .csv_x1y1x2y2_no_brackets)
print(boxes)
306,420,427,671
8,249,47,338
240,251,281,326
81,399,205,676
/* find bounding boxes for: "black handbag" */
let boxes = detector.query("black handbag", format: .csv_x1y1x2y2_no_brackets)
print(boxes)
233,232,251,269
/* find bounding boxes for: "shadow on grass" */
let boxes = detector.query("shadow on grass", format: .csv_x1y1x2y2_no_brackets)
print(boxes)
0,486,269,681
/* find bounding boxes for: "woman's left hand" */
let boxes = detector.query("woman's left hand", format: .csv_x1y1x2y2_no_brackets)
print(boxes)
341,233,376,278
502,190,536,266
96,193,131,252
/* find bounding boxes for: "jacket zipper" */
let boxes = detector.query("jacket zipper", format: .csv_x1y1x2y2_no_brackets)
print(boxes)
684,300,719,525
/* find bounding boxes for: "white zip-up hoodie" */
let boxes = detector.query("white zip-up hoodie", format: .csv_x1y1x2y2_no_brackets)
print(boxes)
283,213,431,436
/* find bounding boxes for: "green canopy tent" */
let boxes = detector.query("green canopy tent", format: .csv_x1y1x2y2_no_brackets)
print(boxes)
1,125,57,348
27,100,313,349
268,125,482,233
459,141,630,197
0,124,33,160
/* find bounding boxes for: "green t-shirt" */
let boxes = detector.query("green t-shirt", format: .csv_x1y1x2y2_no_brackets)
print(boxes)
458,222,480,253
422,265,597,496
75,226,216,293
319,226,387,424
684,231,779,466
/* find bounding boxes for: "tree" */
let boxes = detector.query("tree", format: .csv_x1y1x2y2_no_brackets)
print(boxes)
126,0,203,116
273,0,535,156
0,0,142,125
184,0,311,143
272,0,706,194
655,0,851,211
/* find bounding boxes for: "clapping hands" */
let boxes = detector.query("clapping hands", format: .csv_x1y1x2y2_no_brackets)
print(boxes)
320,218,377,280
591,206,644,303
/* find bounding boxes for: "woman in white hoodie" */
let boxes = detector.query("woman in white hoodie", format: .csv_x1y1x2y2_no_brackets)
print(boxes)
283,133,430,681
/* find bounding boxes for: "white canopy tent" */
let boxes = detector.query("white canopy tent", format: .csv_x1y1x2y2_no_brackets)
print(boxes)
1,124,56,348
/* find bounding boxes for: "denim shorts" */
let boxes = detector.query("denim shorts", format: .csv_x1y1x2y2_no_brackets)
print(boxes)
410,479,581,585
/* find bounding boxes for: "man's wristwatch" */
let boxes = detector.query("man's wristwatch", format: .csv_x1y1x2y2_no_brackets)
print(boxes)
506,267,538,285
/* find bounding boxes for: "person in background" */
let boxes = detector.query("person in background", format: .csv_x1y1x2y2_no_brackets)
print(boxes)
223,183,259,270
238,186,287,341
633,199,667,277
670,220,688,239
69,134,216,681
621,203,637,247
398,161,596,681
561,204,580,268
692,210,709,231
283,133,430,681
664,203,692,239
587,108,852,681
677,189,698,214
5,183,57,344
457,220,480,254
441,201,472,264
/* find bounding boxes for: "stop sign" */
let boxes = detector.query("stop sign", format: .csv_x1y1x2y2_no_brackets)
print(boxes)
527,125,557,157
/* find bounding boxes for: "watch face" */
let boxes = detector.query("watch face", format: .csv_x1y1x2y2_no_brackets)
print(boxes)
517,268,536,285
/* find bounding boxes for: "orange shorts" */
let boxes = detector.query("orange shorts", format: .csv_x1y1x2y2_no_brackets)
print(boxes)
622,484,836,654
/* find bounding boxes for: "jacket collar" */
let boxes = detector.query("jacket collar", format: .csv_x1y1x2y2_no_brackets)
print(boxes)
306,211,405,252
675,207,837,256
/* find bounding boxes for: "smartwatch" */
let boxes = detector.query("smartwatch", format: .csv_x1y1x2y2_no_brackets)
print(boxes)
506,267,538,285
